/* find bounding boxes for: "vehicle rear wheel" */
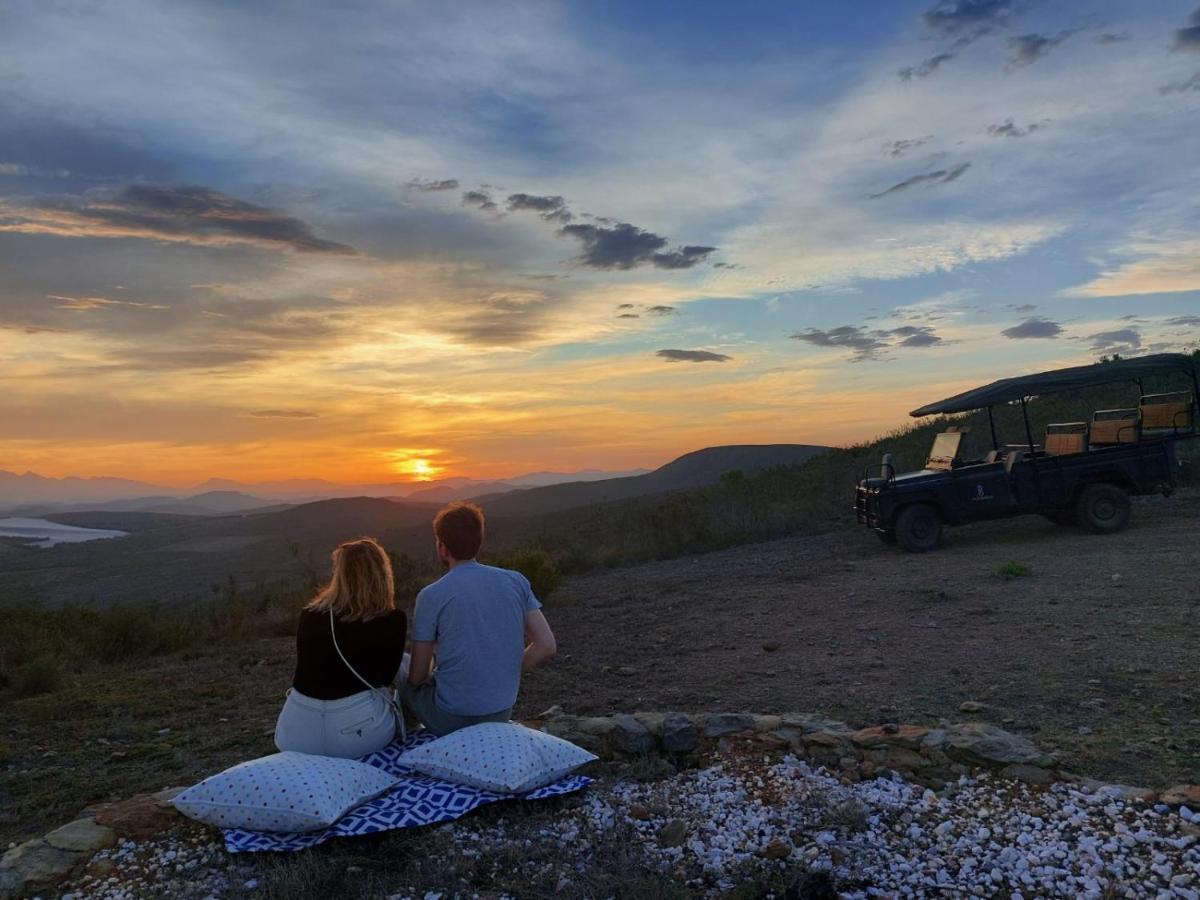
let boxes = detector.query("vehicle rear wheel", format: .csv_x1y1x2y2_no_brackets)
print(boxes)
1075,483,1131,534
876,529,898,545
1042,509,1076,526
895,503,943,553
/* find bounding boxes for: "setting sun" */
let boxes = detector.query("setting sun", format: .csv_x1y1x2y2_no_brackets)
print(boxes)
386,450,446,482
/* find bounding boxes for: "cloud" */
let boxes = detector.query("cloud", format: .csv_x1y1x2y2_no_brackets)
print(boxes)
248,409,321,418
407,178,459,192
1174,7,1200,52
868,162,970,199
646,305,677,315
0,185,356,254
1065,239,1200,297
1007,303,1037,312
921,0,1013,41
1002,318,1062,339
656,349,731,363
898,52,957,81
616,313,639,319
1093,32,1130,45
790,324,943,361
987,119,1040,138
884,137,932,157
558,222,715,270
1160,71,1200,94
616,303,635,309
1087,328,1141,352
505,193,572,222
49,294,168,311
461,190,497,212
1007,32,1076,68
1166,315,1200,326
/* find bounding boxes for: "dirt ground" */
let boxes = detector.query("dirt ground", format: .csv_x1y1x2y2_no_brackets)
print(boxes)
2,493,1197,844
518,492,1200,788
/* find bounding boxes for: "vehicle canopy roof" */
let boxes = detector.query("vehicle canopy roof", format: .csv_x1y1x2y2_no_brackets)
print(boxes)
910,353,1199,417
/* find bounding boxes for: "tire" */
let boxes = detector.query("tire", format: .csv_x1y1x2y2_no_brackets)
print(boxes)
1075,483,1131,534
876,529,898,545
895,504,943,553
1042,509,1076,526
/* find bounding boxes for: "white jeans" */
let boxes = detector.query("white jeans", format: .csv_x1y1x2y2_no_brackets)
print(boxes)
274,687,396,759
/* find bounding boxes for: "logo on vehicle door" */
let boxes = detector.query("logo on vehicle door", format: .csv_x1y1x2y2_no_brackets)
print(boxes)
972,484,994,501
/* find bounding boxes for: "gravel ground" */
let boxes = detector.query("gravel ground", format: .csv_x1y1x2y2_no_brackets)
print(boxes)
56,754,1200,899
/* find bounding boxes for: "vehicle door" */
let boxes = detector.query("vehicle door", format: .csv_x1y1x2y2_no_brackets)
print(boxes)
950,461,1015,516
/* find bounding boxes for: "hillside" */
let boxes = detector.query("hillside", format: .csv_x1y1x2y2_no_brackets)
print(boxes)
479,444,831,517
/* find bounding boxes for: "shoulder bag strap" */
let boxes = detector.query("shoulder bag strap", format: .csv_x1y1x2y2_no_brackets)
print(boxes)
329,609,405,742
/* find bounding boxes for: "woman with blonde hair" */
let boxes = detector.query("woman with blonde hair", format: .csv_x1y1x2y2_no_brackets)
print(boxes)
274,537,407,758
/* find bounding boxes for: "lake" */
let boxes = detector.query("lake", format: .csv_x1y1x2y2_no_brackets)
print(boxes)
0,517,130,549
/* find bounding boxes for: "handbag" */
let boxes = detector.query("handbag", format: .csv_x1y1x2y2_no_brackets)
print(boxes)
329,609,406,743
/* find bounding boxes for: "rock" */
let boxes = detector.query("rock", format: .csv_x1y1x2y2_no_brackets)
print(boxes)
999,764,1057,786
852,724,929,750
611,714,656,755
755,733,792,751
43,818,116,853
959,701,988,713
661,713,698,753
658,819,688,847
0,867,18,898
921,729,947,751
614,666,637,677
0,839,84,892
632,712,665,736
780,713,854,735
943,722,1053,768
865,747,926,773
1091,783,1158,803
762,641,783,652
537,704,564,719
577,717,617,737
543,715,602,753
1161,785,1200,807
752,715,782,732
704,713,756,738
762,838,791,860
93,793,180,839
151,786,189,809
628,804,652,821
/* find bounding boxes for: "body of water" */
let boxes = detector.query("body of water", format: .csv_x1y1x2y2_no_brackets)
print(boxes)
0,517,130,549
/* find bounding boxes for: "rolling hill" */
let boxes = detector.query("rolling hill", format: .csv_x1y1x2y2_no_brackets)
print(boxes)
477,444,831,517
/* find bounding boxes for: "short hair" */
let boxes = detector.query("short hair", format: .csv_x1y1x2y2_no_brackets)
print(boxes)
306,537,395,622
433,502,485,560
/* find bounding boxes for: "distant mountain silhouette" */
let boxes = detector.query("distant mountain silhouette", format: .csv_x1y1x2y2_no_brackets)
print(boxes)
478,444,830,517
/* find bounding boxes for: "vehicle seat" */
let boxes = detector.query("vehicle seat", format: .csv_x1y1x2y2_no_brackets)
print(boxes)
1045,422,1088,455
1004,450,1022,474
1140,392,1194,434
984,450,1000,464
1091,408,1139,446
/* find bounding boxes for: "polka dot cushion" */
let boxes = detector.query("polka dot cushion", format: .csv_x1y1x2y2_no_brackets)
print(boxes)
172,751,399,832
399,722,597,794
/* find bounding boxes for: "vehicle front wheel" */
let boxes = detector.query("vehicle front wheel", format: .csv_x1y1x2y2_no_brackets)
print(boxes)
895,503,943,553
1075,483,1131,534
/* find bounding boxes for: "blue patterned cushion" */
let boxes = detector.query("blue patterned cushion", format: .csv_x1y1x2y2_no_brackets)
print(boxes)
399,722,597,793
173,751,398,832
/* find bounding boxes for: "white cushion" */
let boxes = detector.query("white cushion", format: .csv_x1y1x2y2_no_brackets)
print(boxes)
172,751,398,832
400,722,596,794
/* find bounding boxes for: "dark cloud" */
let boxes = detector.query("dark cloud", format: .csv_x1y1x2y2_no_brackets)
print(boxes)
558,222,716,270
1093,32,1130,45
0,185,356,254
1088,328,1142,352
1166,315,1200,326
885,137,932,157
921,0,1013,40
868,162,970,199
1160,70,1200,94
1002,318,1063,339
617,313,640,319
407,178,459,192
1174,7,1200,52
1007,31,1076,68
461,190,497,212
506,193,572,223
898,52,957,81
646,305,677,316
616,303,635,309
712,261,738,269
790,324,943,361
656,349,731,363
1007,303,1038,312
249,409,320,419
987,119,1040,138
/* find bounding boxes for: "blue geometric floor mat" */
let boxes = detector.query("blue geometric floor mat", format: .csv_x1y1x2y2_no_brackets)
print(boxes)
223,730,592,852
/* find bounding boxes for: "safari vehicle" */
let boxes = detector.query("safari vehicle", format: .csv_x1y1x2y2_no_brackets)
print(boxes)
855,353,1199,552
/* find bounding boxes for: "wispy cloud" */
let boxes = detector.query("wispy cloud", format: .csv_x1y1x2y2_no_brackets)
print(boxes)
898,52,957,81
1173,6,1200,52
656,349,731,363
1065,239,1200,297
1002,318,1062,339
407,178,459,192
987,119,1041,138
868,163,970,199
506,193,572,222
461,190,497,212
0,185,356,254
790,324,944,361
1007,31,1077,68
559,222,715,270
248,409,321,419
49,294,168,311
1160,71,1200,94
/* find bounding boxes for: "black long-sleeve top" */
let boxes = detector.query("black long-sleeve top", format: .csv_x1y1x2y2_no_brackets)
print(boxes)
291,608,407,700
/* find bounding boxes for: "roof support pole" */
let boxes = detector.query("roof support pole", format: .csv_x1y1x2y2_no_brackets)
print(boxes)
987,405,998,451
1021,395,1042,503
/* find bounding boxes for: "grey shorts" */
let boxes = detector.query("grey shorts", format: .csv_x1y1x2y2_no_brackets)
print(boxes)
399,678,511,737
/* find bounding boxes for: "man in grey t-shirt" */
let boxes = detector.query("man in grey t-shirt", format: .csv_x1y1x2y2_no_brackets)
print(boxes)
401,502,557,736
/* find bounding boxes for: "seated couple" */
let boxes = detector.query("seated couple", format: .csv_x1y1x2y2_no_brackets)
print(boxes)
273,502,557,758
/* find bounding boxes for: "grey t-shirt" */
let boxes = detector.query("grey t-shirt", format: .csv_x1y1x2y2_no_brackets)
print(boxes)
411,561,542,716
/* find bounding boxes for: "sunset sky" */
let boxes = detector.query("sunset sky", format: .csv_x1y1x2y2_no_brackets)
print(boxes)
2,0,1198,486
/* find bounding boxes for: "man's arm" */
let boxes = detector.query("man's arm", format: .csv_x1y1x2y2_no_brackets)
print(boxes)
408,640,436,686
521,609,556,674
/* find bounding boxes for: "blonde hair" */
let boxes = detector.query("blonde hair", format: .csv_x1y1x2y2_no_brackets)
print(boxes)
306,537,395,622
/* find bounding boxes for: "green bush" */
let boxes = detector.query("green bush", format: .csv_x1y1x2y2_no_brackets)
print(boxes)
486,547,564,600
14,654,64,697
996,561,1031,580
